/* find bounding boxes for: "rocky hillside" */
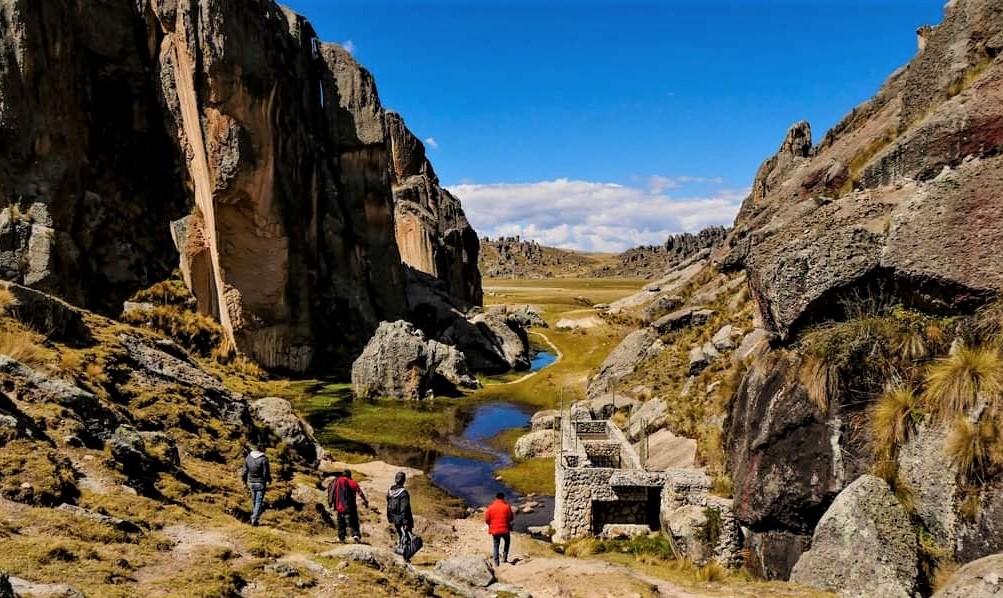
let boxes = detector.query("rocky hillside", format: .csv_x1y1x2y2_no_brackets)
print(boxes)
592,227,728,279
479,228,726,280
478,237,608,279
588,1,1003,595
0,0,481,374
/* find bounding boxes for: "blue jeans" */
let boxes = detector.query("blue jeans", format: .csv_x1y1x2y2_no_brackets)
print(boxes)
249,483,266,524
492,533,510,565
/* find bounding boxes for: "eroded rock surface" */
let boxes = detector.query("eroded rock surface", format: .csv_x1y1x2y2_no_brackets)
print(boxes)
790,475,918,598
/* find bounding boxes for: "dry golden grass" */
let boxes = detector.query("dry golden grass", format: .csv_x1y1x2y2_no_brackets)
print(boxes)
0,286,15,314
800,355,837,415
946,417,1003,481
870,385,920,461
0,327,47,367
922,344,1003,423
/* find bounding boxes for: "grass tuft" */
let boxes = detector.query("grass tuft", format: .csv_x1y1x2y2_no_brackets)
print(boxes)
922,344,1003,423
870,385,921,462
0,327,47,367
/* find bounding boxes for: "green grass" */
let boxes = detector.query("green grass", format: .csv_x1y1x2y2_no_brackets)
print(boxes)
496,457,556,495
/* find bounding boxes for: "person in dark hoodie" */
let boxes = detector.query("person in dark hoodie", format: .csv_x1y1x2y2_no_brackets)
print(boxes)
328,469,368,542
386,471,414,549
240,443,271,526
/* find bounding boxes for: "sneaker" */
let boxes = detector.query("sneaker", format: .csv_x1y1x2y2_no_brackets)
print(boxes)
251,520,259,527
352,535,361,543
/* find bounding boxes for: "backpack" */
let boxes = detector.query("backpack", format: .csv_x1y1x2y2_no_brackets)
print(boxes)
395,529,423,562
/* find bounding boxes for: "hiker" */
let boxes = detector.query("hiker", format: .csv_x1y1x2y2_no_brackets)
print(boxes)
387,471,414,545
240,443,271,526
328,469,369,542
484,491,514,566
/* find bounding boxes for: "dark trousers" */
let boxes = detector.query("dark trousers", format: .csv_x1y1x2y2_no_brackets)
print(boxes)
249,483,266,524
337,509,360,540
492,533,510,565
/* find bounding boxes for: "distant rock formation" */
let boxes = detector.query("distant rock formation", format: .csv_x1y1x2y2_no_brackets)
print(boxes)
479,236,602,279
598,227,728,279
0,0,484,373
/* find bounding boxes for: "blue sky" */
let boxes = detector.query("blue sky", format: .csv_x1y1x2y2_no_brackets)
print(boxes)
284,0,945,251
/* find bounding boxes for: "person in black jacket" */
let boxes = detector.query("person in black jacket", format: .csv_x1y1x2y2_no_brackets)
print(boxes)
240,443,271,526
387,471,414,550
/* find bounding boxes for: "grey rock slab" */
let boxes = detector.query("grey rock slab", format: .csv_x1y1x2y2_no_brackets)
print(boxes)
251,397,322,463
530,409,560,431
514,430,555,459
932,554,1003,598
435,555,496,588
790,475,918,598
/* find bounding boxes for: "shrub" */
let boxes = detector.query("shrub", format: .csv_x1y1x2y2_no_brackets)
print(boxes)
922,344,1003,423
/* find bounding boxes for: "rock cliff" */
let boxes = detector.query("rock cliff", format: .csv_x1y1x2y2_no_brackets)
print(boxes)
717,0,1003,340
0,0,483,373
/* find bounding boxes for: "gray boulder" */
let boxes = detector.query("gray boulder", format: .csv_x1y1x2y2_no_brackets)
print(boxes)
587,393,639,420
530,409,561,431
711,325,738,351
514,430,555,459
250,397,323,463
108,425,158,478
898,424,958,549
688,345,711,375
732,329,772,364
0,281,89,342
932,554,1003,598
137,431,180,468
57,504,141,534
441,313,530,373
587,328,663,399
507,305,547,329
435,556,496,588
626,398,667,442
352,320,479,400
790,475,917,598
652,307,714,335
642,295,683,323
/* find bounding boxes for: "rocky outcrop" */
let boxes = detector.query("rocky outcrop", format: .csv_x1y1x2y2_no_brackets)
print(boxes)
0,0,483,374
250,397,322,464
790,475,918,598
351,320,479,400
514,429,555,459
716,0,1003,340
595,227,728,279
587,328,664,399
659,471,743,567
440,312,530,373
387,112,481,308
932,554,1003,598
434,556,495,588
724,352,869,579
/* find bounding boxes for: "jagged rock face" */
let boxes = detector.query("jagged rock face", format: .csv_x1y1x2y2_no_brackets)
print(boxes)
387,112,482,308
724,352,872,579
717,0,1003,340
0,0,483,373
0,0,189,312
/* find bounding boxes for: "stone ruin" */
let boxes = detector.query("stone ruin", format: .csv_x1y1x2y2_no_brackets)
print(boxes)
552,407,743,566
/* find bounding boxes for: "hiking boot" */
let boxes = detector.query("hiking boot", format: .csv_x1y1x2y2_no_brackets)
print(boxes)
352,535,361,543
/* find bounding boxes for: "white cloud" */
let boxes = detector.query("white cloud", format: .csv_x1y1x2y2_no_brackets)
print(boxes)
342,40,357,54
446,178,748,253
424,137,439,150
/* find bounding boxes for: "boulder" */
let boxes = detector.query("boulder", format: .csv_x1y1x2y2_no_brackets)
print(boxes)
626,398,668,442
587,328,664,399
711,325,738,351
250,397,323,464
587,393,639,420
659,472,744,567
898,424,958,549
352,320,479,400
0,281,89,343
688,345,711,375
8,576,84,598
440,313,530,373
530,409,561,431
434,556,496,588
732,329,772,364
514,430,555,459
932,554,1003,598
506,305,547,329
652,308,714,335
137,431,181,468
642,295,683,323
108,425,158,478
790,475,917,598
569,401,592,422
57,504,141,534
638,429,697,470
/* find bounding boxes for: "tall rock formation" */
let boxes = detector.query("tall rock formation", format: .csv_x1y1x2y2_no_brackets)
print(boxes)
720,0,1003,580
716,0,1003,340
387,112,482,308
0,0,483,372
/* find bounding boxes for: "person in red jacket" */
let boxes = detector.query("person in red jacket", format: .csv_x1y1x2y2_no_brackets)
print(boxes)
328,470,369,542
484,492,514,566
